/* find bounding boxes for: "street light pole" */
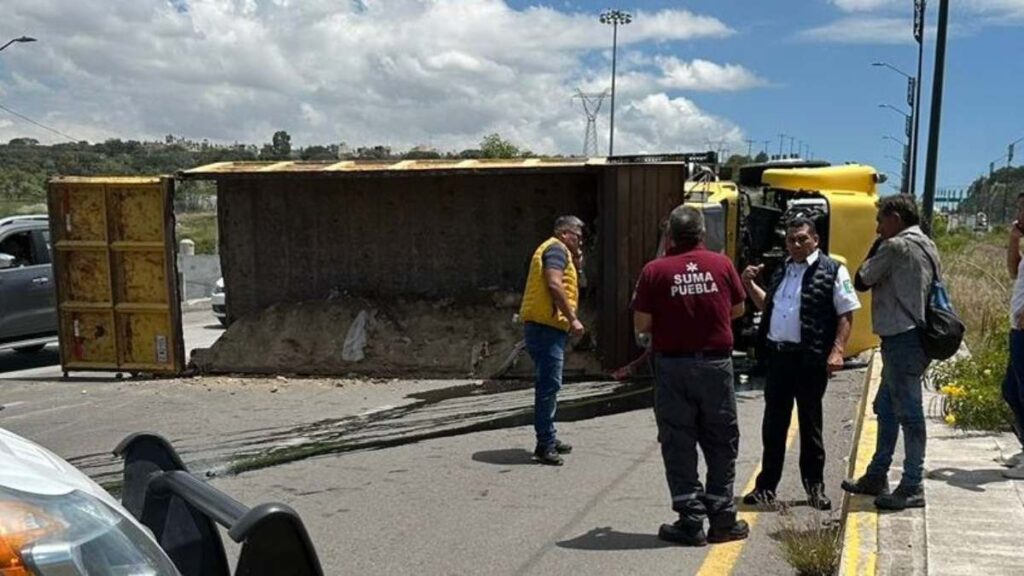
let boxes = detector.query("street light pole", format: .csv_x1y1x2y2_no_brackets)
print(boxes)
0,36,36,53
922,0,949,234
600,9,632,157
912,0,926,196
872,61,919,195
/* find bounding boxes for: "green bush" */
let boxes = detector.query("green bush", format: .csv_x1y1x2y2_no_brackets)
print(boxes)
933,320,1014,431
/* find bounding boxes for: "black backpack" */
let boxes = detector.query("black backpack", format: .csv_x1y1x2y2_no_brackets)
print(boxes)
897,239,965,360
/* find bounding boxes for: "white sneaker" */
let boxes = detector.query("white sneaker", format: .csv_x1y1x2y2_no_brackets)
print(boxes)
1003,461,1024,480
997,451,1024,468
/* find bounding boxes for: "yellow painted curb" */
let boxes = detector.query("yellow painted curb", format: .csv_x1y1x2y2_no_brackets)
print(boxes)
839,351,883,576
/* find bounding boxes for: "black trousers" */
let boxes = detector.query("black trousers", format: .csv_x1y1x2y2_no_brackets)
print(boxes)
654,355,739,529
754,348,828,492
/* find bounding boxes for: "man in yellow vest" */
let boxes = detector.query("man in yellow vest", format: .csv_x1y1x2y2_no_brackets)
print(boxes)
519,215,585,465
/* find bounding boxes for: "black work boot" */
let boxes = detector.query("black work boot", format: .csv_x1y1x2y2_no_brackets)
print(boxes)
533,445,563,466
841,474,890,496
658,520,707,547
806,483,832,511
874,484,925,510
554,439,573,454
741,488,777,507
707,519,749,544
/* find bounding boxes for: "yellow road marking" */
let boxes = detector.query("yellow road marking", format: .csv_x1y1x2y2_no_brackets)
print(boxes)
841,353,883,576
696,408,799,576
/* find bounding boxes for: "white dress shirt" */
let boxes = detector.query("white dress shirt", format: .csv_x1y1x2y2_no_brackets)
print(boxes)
768,250,862,344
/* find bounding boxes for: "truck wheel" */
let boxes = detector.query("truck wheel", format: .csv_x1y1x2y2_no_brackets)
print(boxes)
13,344,46,354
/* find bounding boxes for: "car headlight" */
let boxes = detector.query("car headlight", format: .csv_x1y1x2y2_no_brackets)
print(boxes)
0,486,179,576
212,281,224,295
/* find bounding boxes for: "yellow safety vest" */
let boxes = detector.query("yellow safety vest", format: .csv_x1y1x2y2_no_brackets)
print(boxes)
519,237,579,332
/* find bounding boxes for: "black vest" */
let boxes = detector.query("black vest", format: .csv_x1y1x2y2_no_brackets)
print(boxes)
758,254,841,362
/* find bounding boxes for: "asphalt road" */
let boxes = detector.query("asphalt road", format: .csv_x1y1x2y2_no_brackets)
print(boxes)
0,318,866,576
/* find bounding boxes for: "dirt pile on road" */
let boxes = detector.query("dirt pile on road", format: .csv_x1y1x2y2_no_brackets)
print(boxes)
189,295,603,378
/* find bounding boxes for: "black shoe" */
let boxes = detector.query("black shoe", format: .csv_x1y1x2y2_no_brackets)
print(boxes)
707,519,749,544
874,484,925,510
532,446,563,466
658,521,707,547
554,439,573,454
741,488,777,506
841,474,890,496
806,483,832,511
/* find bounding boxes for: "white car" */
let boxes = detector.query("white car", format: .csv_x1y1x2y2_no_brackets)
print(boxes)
0,427,180,574
211,277,227,326
0,427,323,575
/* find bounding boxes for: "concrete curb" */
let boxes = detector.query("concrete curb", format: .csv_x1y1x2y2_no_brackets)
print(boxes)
838,350,882,576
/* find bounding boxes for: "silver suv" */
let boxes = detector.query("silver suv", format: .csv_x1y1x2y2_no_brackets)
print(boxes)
0,215,57,353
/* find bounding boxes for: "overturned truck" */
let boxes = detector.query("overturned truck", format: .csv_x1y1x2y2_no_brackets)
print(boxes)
183,155,702,377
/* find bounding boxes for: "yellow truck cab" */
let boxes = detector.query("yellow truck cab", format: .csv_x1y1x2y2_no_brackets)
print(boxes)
685,161,882,357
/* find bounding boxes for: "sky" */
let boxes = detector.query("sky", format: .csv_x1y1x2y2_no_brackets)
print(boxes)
0,0,1021,190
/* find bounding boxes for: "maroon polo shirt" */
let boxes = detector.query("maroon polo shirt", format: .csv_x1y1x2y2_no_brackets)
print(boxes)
631,245,746,353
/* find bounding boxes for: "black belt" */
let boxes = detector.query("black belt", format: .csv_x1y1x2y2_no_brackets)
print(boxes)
657,350,731,360
766,340,804,353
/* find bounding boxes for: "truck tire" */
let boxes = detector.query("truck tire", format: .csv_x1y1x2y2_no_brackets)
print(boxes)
13,344,46,354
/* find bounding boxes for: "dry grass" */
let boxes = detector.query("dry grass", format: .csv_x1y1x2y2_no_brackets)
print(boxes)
773,505,841,576
939,231,1008,348
932,228,1015,431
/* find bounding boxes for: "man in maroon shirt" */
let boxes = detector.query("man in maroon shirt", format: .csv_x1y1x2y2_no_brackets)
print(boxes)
633,205,749,547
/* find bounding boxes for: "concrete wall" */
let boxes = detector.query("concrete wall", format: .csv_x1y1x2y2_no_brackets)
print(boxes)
218,171,600,322
177,254,221,300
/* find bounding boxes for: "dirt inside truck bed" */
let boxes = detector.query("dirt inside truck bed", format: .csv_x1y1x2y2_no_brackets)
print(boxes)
189,294,605,379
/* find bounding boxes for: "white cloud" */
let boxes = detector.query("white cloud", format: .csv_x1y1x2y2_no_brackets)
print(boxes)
831,0,897,12
798,16,914,44
655,57,765,91
808,0,1024,43
616,94,744,154
0,0,752,155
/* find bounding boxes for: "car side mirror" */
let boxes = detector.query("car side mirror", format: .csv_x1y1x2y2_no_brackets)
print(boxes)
0,253,14,270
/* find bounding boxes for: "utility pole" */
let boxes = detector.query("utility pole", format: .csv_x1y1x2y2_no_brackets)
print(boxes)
762,140,771,156
745,139,755,158
922,0,949,235
778,133,786,157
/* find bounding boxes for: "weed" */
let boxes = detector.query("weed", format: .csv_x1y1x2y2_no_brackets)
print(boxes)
773,503,841,576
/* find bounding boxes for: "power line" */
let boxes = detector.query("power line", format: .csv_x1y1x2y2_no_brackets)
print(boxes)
0,102,80,142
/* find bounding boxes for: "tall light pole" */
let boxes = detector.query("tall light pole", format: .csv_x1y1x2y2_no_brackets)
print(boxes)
912,0,926,196
600,9,632,156
873,61,920,195
922,0,949,234
0,36,36,53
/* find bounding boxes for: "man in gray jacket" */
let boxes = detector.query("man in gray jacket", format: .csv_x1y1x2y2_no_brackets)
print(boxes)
842,194,939,510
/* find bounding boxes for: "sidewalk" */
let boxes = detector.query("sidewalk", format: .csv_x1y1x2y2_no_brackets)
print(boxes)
841,352,1024,576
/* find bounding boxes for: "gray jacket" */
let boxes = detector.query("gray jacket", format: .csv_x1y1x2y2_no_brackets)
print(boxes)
855,225,940,337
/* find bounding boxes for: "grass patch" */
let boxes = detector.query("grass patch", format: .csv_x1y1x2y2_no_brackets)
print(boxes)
176,212,218,254
932,223,1014,432
773,506,841,576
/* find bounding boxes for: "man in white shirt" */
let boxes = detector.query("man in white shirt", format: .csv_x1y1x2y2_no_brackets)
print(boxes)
740,216,860,510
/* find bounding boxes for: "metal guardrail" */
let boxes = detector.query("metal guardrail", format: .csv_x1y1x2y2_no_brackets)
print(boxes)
115,433,324,576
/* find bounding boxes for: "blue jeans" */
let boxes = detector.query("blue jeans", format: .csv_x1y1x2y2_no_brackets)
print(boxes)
1002,330,1024,446
866,329,930,488
524,322,569,449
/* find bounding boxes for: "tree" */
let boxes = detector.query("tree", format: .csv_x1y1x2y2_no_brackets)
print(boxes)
479,133,520,159
754,151,769,163
300,145,337,161
260,130,292,160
